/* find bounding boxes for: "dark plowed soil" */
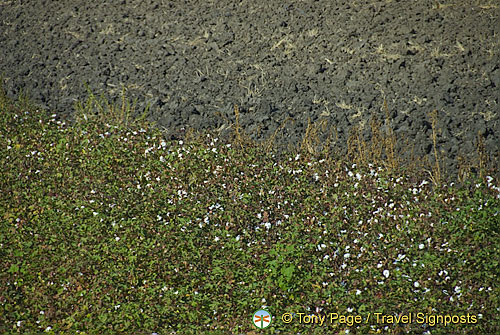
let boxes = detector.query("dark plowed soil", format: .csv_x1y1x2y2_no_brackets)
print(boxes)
1,0,499,177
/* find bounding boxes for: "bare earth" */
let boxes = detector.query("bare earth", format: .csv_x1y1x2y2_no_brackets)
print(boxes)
1,0,499,177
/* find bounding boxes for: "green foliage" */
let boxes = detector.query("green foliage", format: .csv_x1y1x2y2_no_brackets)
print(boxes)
0,87,499,334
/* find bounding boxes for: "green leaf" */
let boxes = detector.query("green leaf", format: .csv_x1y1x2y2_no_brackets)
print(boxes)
281,264,295,281
8,264,19,273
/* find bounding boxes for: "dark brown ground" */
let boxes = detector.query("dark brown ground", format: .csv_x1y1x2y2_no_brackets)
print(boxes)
1,0,499,178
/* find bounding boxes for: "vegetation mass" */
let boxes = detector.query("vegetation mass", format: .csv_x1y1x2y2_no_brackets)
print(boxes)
1,87,499,334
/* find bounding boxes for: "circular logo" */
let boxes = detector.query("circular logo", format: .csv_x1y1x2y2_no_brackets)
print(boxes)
253,309,272,329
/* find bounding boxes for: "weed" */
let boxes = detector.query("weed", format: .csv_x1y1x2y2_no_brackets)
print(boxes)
425,109,443,187
1,86,499,334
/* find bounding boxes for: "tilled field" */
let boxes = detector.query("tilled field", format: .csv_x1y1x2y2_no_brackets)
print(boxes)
1,0,499,177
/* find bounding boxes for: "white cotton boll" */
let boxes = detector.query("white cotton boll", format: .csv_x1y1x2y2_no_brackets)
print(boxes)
383,270,389,278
